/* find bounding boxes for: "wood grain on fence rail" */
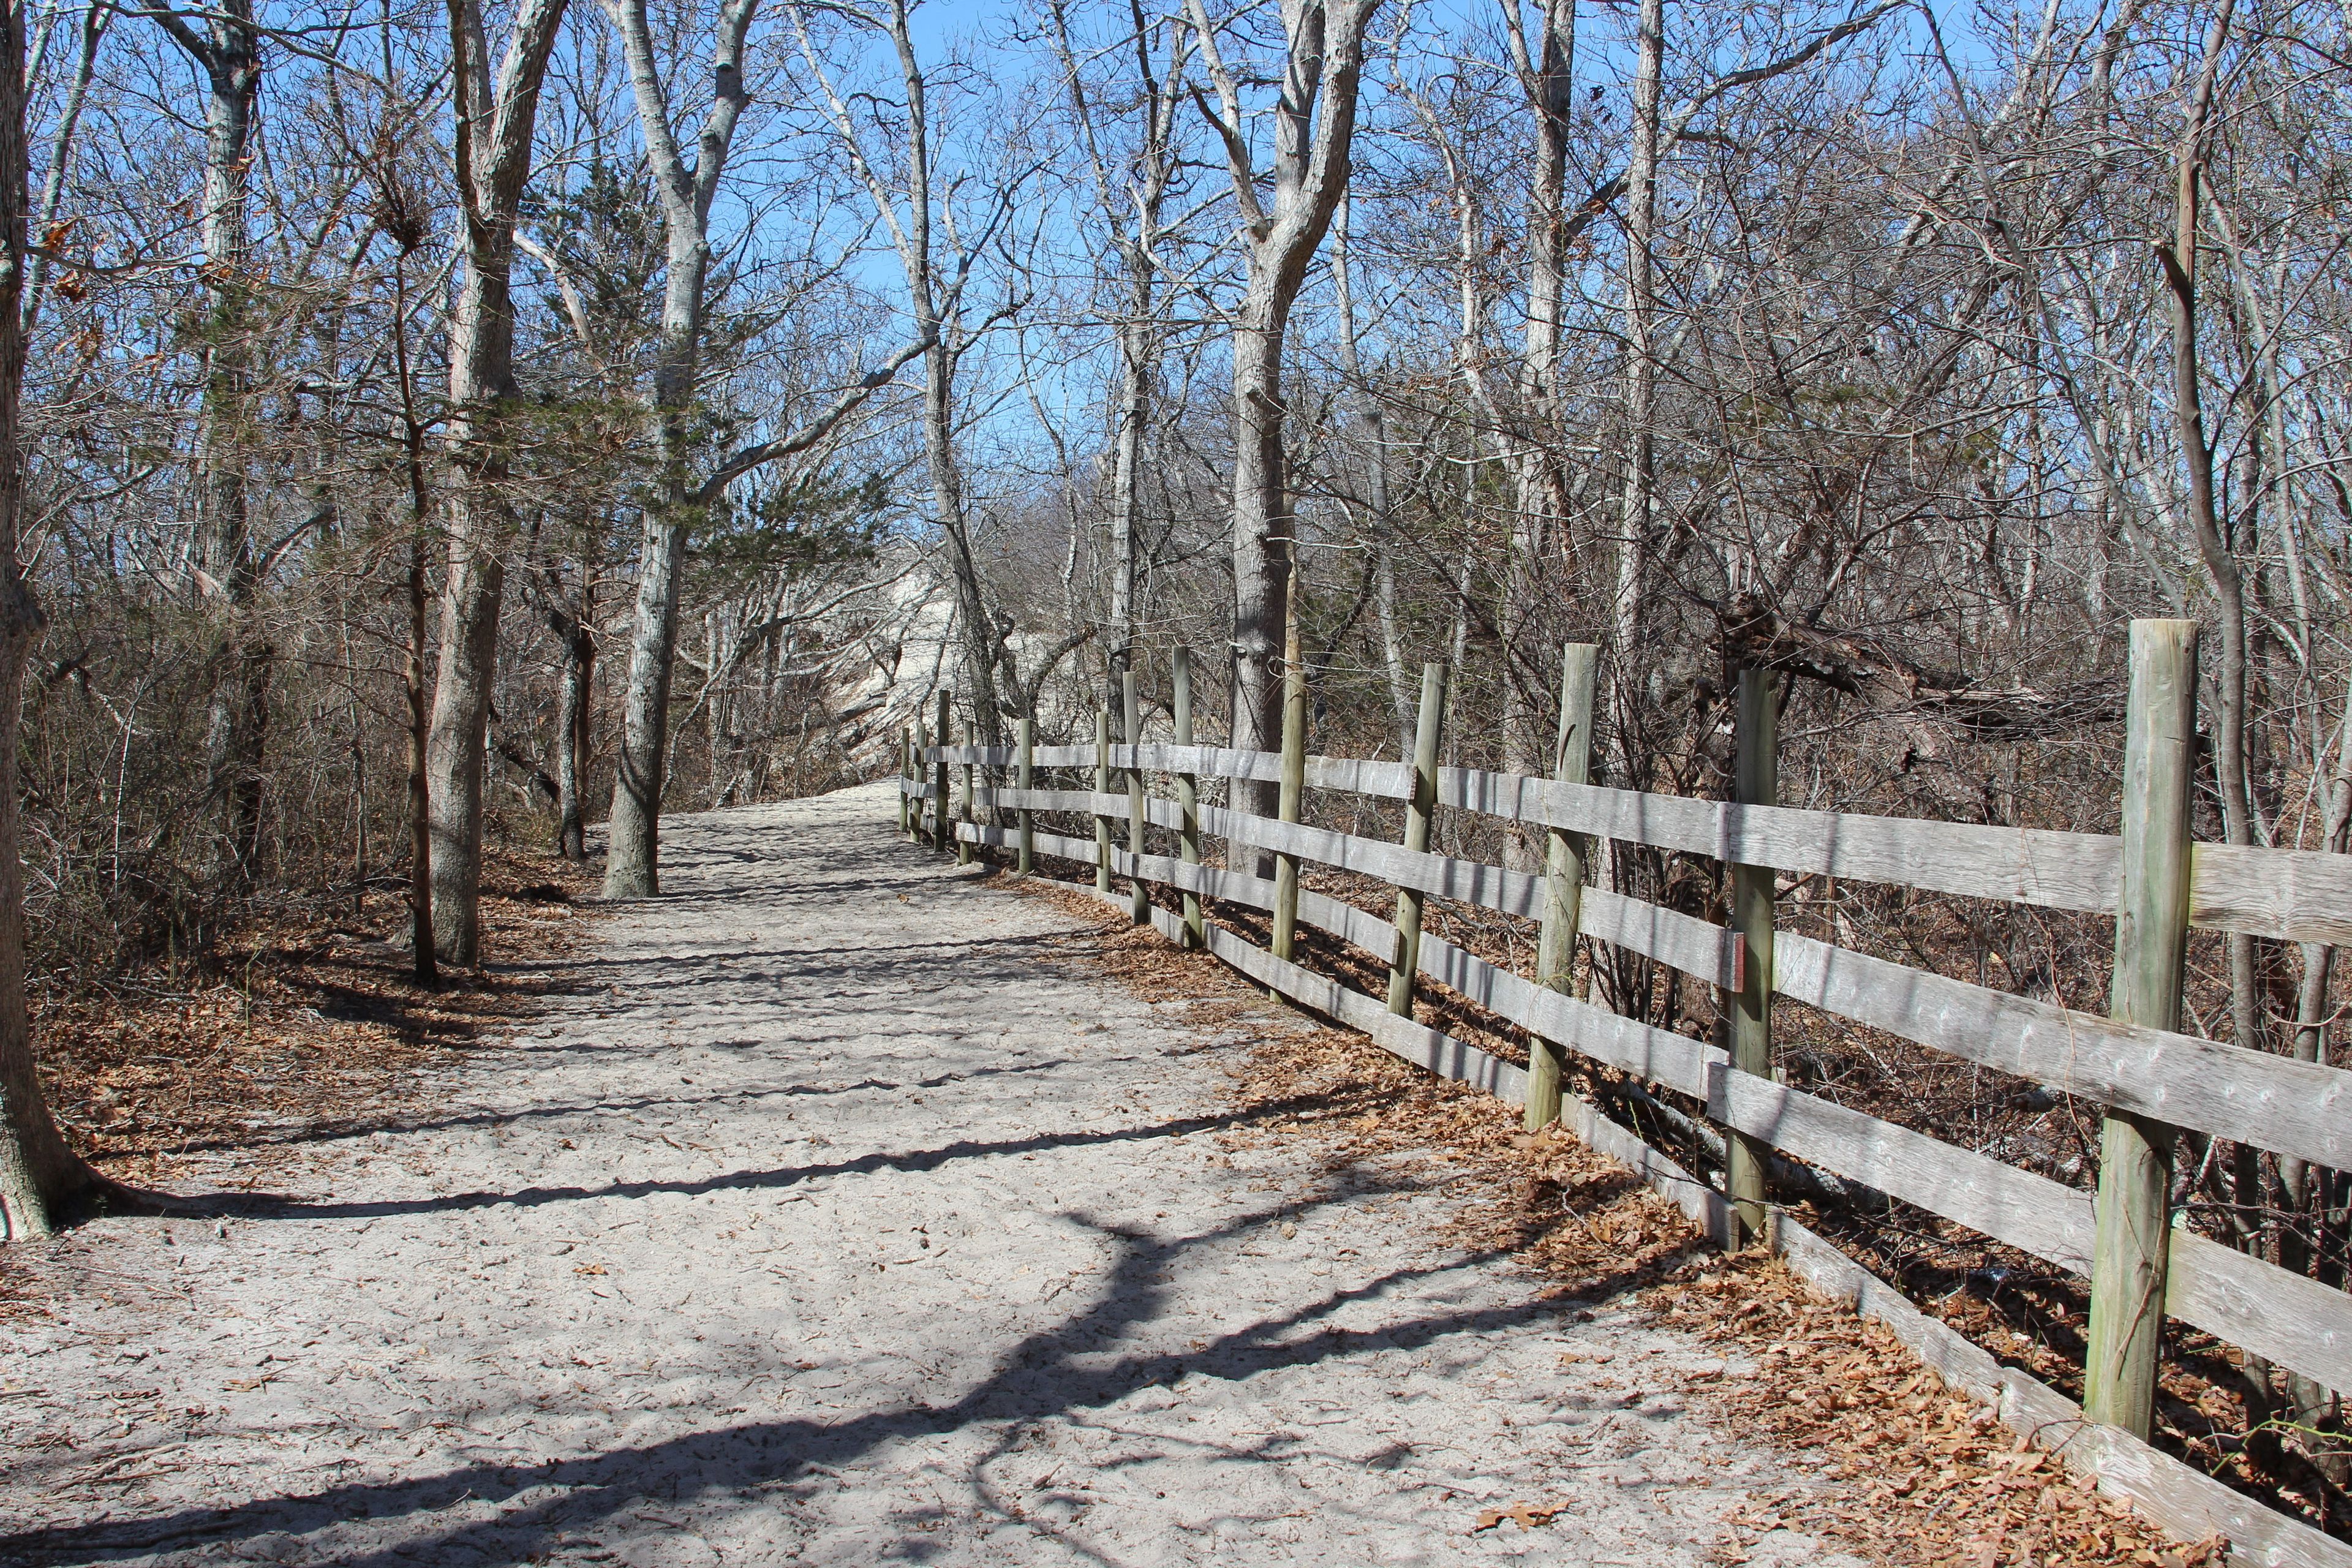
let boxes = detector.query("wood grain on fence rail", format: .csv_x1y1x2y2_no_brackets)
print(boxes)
973,735,2352,944
1774,932,2352,1172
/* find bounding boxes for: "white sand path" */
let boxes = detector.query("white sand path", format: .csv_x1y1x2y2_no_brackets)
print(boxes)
1,783,1860,1567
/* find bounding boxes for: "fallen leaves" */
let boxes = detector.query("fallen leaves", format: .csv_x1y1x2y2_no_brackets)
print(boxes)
16,845,603,1287
1660,1259,2217,1568
1471,1501,1562,1532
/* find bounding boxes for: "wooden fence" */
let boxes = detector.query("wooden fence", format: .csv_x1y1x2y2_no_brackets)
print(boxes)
896,624,2352,1568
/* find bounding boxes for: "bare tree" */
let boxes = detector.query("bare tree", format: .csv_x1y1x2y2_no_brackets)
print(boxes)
1188,0,1379,792
600,0,933,895
1494,0,1574,786
599,0,759,899
1046,0,1194,693
138,0,269,876
1608,0,1663,789
424,0,570,963
791,0,1028,745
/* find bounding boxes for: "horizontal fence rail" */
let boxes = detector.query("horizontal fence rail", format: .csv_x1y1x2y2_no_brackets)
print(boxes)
946,739,2352,943
897,623,2352,1568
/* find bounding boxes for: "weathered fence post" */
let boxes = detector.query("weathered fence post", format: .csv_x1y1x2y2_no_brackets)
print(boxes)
1387,662,1450,1017
1016,714,1035,875
1123,668,1148,925
1526,644,1598,1132
1270,641,1308,964
932,691,952,855
2084,619,2197,1439
1173,648,1204,949
897,726,913,836
957,720,976,866
1727,666,1779,1246
1093,706,1114,894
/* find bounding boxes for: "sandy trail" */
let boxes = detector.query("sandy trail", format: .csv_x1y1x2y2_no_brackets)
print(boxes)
1,783,1856,1566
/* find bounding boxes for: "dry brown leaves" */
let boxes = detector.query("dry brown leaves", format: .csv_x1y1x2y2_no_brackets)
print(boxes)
25,846,602,1215
998,858,2213,1568
1655,1257,2206,1567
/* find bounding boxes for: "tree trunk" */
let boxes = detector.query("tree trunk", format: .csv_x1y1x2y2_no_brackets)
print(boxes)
1107,315,1148,689
425,0,570,962
601,0,755,895
21,0,106,335
2156,0,2282,1435
1332,193,1408,749
1499,0,1576,816
386,239,438,985
148,2,269,882
923,348,1005,745
2158,0,2264,1118
426,496,502,963
556,595,592,862
791,0,1011,742
1194,0,1379,805
1229,309,1290,783
405,533,435,984
0,0,100,1237
1610,0,1664,790
1375,537,1411,744
606,499,688,895
1050,1,1184,705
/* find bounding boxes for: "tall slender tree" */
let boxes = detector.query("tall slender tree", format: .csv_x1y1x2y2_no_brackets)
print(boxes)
604,0,933,895
1189,0,1379,799
425,0,571,963
139,1,270,877
792,0,1030,747
1046,0,1193,696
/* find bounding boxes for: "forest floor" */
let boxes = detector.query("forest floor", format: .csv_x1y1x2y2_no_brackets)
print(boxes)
0,783,2182,1566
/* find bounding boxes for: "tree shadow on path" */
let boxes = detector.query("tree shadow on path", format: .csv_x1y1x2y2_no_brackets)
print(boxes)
189,1093,1357,1221
2,1186,1656,1567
